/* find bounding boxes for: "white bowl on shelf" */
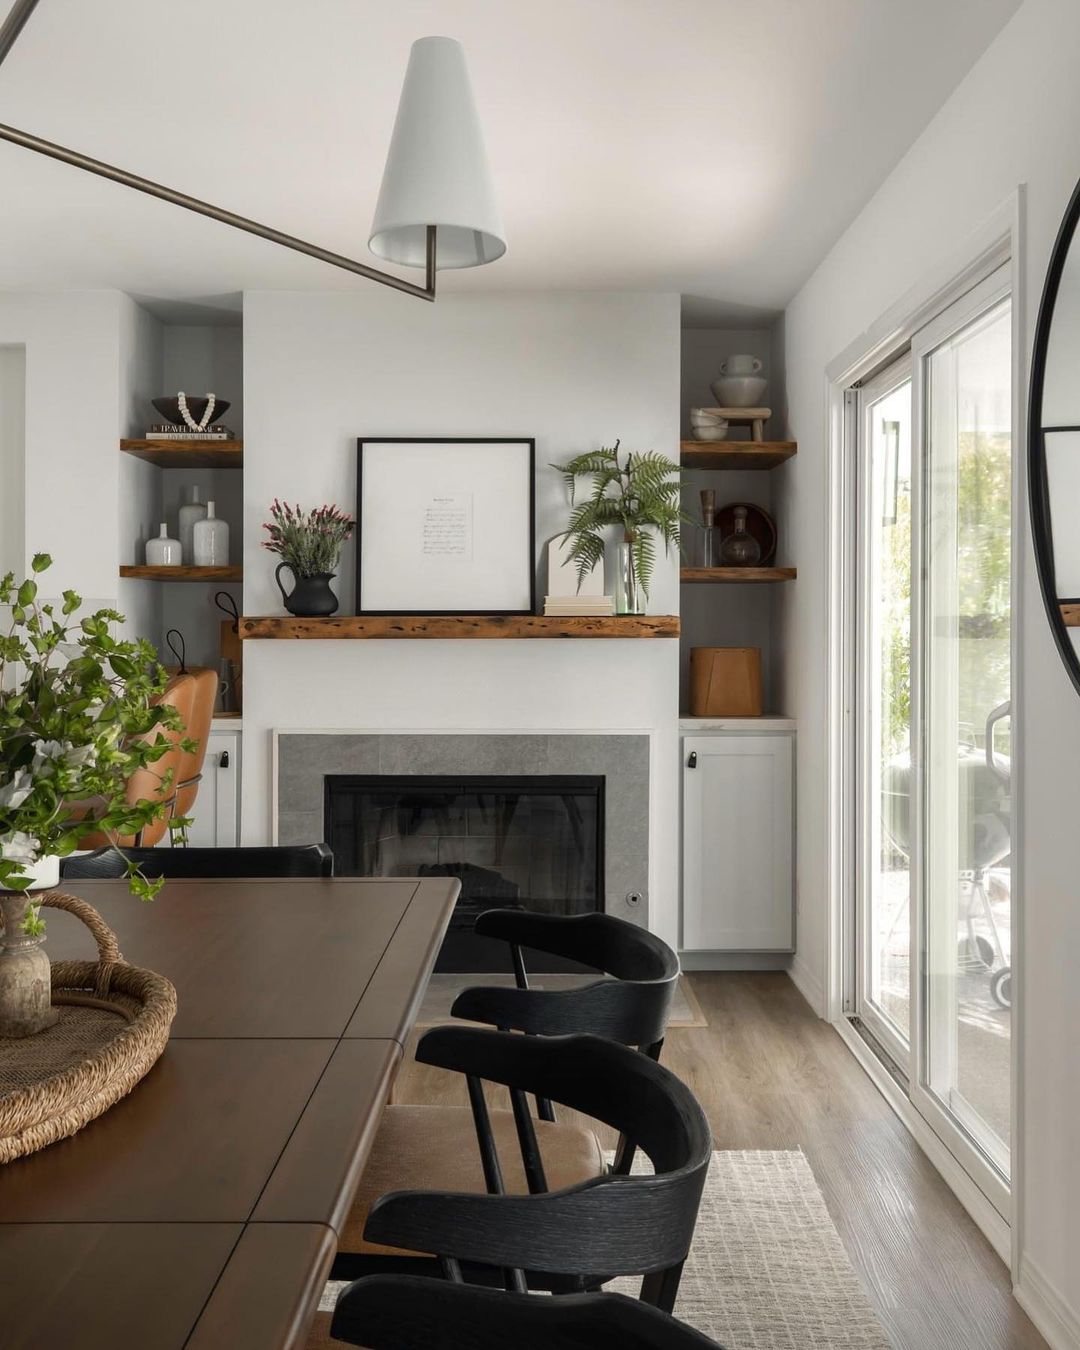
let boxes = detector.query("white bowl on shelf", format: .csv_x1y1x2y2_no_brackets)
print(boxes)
689,408,729,441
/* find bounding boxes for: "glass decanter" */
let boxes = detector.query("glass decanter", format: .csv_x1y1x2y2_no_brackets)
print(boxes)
698,488,717,568
719,505,761,567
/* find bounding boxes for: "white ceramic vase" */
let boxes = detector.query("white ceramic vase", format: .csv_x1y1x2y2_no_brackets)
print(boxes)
710,374,768,407
145,524,181,566
178,487,208,564
193,501,229,566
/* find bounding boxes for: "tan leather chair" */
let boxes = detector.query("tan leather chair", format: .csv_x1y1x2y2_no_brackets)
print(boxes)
171,666,218,823
76,671,196,848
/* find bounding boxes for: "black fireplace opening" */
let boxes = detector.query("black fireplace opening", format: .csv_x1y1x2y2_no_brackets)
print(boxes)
324,774,605,971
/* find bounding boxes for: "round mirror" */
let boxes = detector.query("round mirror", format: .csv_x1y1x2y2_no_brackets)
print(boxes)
1031,178,1080,695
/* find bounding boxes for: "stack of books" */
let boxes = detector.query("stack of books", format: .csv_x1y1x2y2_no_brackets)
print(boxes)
543,594,615,617
144,425,235,441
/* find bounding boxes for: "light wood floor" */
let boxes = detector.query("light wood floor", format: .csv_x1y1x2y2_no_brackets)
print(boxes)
396,971,1047,1350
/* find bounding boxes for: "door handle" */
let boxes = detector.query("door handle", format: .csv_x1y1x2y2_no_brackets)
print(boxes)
219,749,230,769
687,750,697,768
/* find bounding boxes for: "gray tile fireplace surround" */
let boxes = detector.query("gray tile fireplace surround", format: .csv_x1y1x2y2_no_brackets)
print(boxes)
276,733,651,925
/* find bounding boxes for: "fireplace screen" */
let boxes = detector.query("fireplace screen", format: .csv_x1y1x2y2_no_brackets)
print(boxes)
324,775,604,929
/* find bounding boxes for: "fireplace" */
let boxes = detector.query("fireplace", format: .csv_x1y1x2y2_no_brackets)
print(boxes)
324,774,604,971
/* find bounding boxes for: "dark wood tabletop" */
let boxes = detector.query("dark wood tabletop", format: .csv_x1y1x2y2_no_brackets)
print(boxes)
0,876,458,1350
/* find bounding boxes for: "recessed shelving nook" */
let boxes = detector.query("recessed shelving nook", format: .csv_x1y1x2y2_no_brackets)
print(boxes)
677,331,797,716
117,313,245,673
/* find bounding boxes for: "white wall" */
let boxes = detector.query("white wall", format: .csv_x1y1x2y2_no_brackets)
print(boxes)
118,297,164,643
241,289,682,946
0,293,123,597
0,345,26,578
780,0,1080,1337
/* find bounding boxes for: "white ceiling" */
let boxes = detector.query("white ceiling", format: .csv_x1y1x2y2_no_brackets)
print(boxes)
0,0,1020,325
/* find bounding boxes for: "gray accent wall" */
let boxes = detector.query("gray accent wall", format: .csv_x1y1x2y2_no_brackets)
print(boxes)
276,732,650,926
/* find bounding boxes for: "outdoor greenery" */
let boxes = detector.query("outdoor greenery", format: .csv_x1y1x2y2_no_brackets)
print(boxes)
881,429,1012,758
0,556,186,931
551,441,682,598
261,500,355,578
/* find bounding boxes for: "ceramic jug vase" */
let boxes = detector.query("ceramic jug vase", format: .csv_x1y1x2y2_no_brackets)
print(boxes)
275,564,339,617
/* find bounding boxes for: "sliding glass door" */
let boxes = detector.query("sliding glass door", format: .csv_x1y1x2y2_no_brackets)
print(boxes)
851,267,1013,1205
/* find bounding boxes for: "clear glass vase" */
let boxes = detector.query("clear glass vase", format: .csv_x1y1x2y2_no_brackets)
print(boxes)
616,540,645,614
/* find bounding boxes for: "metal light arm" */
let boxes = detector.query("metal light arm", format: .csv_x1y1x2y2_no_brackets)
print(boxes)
0,0,437,301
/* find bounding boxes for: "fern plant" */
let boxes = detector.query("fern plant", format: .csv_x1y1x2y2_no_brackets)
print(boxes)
552,441,682,601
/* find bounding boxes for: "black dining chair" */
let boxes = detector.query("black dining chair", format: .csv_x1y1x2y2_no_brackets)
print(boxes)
339,1027,712,1314
60,842,335,879
320,1275,722,1350
335,911,681,1265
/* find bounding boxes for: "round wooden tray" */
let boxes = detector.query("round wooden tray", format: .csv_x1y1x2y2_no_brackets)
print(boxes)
0,892,176,1164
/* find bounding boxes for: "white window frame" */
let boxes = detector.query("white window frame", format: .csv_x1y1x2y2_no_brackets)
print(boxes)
852,351,914,1074
823,193,1025,1268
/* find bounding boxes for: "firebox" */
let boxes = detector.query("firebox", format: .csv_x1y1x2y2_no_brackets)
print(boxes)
324,774,604,971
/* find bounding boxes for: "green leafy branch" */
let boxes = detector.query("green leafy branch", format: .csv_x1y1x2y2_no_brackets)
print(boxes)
551,441,684,597
1,554,189,932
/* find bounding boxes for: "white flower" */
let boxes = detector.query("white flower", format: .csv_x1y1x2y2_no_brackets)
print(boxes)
0,830,40,864
31,739,66,774
63,743,96,769
0,769,34,810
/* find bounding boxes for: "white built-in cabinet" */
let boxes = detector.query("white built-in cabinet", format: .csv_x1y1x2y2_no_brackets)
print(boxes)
186,725,241,848
680,724,794,952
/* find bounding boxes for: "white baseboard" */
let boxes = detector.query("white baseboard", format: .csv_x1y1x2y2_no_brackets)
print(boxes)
789,955,825,1015
832,1015,1011,1263
1016,1255,1080,1350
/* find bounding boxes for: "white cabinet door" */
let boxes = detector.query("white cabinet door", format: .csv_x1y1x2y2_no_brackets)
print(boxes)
682,733,793,951
185,730,240,848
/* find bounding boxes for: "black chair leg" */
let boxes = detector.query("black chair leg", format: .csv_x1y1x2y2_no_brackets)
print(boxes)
640,1261,684,1315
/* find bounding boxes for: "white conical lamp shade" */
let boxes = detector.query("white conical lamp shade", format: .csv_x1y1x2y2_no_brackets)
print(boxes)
369,37,506,270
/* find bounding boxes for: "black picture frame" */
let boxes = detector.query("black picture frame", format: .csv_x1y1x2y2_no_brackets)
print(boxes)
355,437,537,616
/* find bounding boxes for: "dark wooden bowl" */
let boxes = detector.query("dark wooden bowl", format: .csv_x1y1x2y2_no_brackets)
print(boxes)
152,396,231,427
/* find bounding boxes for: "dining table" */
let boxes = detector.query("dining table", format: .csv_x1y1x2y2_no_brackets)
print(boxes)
0,874,459,1350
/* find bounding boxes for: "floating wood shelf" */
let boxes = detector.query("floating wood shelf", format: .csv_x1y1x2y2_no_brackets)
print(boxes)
680,567,796,584
1061,603,1080,627
239,614,680,640
120,565,243,582
680,441,796,471
120,438,244,469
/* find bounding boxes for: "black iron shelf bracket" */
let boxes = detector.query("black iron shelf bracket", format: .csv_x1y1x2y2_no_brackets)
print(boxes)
0,0,437,301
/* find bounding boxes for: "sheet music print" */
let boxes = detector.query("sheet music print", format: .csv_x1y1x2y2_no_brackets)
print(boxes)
421,494,473,558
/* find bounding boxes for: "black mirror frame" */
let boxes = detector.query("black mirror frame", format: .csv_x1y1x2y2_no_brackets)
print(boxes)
1029,171,1080,699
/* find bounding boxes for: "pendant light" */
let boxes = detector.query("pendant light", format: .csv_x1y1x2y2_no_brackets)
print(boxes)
0,1,504,301
370,37,505,271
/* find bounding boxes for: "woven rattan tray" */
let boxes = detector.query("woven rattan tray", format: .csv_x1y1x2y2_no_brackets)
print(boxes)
0,892,177,1163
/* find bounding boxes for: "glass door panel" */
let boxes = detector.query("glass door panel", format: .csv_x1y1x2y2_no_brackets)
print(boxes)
920,294,1012,1178
857,362,913,1061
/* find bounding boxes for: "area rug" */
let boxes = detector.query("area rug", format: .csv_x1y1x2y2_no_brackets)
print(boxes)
321,1150,892,1348
415,971,707,1029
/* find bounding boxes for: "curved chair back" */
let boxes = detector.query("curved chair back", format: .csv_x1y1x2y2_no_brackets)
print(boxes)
330,1276,721,1349
61,843,334,880
171,666,218,822
364,1028,712,1311
72,671,194,850
455,910,680,1054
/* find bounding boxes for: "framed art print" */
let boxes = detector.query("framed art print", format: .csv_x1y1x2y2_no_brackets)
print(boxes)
356,438,536,614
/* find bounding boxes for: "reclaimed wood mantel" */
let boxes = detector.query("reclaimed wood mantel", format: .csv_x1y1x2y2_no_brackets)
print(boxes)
239,614,680,640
